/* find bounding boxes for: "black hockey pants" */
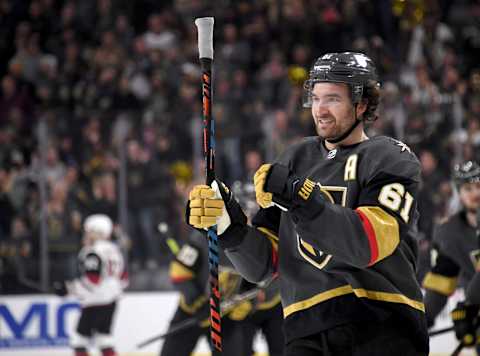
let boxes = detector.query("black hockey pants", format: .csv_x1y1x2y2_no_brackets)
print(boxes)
285,314,428,356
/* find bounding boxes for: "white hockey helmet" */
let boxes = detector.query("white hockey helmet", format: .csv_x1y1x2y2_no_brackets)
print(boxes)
83,214,113,240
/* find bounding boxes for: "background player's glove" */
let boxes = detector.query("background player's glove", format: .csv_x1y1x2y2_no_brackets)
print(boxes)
451,302,479,346
227,300,253,321
254,163,326,220
186,180,247,236
53,280,68,296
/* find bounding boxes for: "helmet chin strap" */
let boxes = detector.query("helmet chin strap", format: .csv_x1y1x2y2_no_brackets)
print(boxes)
326,103,361,144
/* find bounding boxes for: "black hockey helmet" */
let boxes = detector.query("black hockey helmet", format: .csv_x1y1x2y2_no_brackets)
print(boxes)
303,52,379,108
453,161,480,188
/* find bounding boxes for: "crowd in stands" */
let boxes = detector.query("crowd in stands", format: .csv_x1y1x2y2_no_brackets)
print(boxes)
0,0,479,293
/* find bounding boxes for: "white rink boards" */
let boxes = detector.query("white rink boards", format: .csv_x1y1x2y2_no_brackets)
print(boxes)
0,291,474,356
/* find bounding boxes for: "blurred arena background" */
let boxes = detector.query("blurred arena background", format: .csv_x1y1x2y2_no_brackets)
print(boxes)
1,0,479,355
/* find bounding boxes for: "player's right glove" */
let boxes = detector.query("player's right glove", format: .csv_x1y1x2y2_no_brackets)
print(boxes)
451,302,479,346
186,180,247,237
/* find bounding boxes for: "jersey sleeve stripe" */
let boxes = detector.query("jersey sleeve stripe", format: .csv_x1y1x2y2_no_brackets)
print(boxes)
169,260,195,283
422,272,458,296
257,227,279,272
356,206,399,265
355,209,378,265
257,226,279,243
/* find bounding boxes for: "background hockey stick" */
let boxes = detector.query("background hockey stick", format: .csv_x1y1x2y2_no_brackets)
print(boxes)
136,317,199,349
428,326,454,337
136,286,265,349
194,16,222,354
451,341,464,356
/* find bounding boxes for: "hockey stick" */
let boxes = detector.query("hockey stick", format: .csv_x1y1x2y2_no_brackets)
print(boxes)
195,16,222,354
136,286,263,349
451,341,464,356
428,326,454,337
136,316,200,349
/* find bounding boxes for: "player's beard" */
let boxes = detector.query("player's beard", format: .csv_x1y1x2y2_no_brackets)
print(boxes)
314,113,340,139
315,114,354,142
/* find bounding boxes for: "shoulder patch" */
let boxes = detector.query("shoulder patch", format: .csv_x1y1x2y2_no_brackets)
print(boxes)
390,138,412,153
176,244,199,267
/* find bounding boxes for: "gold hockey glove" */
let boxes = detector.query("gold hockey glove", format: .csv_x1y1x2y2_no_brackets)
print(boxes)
228,300,253,321
451,302,479,346
186,180,247,236
254,164,274,208
188,184,224,230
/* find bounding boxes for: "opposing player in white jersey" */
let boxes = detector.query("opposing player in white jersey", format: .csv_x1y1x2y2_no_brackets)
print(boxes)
56,214,128,356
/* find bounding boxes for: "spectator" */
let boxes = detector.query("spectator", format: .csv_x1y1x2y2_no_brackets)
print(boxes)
46,179,80,284
0,216,34,294
0,0,479,292
126,139,173,269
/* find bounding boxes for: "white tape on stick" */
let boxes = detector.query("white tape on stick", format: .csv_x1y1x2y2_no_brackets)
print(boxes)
195,17,214,59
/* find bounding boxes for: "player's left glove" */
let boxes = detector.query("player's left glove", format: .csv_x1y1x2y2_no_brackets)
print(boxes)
451,302,479,346
254,163,326,220
186,180,247,236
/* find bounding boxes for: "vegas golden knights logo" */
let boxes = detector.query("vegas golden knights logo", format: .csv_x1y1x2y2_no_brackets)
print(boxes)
297,235,332,269
296,184,347,270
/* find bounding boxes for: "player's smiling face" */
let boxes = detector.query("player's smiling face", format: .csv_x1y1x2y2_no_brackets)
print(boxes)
311,82,357,141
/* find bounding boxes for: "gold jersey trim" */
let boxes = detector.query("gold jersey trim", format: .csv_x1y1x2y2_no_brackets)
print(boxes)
352,287,425,312
179,294,208,314
257,227,279,251
283,284,425,318
169,260,195,282
422,272,458,296
356,206,400,264
283,285,353,317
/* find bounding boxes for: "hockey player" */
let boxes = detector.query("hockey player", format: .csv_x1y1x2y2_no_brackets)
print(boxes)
159,230,210,356
160,228,260,356
237,277,284,356
187,52,429,355
423,161,480,352
54,214,128,356
230,181,285,356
